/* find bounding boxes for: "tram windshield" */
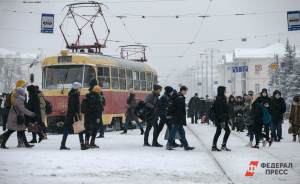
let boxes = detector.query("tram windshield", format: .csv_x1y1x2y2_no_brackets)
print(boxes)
43,65,96,89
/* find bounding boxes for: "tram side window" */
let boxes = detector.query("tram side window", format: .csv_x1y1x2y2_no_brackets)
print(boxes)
126,69,133,90
98,67,110,89
146,72,153,91
119,68,126,90
154,75,158,84
133,71,140,90
140,72,146,91
111,67,119,89
83,66,96,88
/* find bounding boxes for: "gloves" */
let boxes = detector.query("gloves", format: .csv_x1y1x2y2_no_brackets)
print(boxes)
96,118,100,123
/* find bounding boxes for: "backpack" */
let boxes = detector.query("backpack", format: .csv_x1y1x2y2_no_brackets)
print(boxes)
262,106,271,125
81,98,87,114
135,100,146,121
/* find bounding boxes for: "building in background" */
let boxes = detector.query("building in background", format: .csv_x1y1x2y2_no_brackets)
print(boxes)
216,42,299,96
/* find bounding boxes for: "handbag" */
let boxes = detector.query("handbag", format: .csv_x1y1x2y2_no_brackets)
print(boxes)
13,106,25,125
72,115,85,134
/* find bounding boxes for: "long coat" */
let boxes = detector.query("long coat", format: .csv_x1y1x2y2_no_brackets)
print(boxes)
126,94,138,122
64,89,80,130
289,101,300,135
37,92,46,123
7,96,35,131
84,92,102,134
173,92,187,126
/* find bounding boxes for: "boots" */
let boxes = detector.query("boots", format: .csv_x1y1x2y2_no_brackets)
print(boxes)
80,143,87,150
293,135,296,142
140,128,144,135
121,130,127,134
184,146,195,151
85,140,90,149
152,141,163,147
60,145,70,150
17,138,25,148
221,144,231,151
211,146,221,151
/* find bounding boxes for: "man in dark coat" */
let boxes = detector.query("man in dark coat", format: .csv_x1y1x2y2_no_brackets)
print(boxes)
166,86,194,151
270,90,286,142
188,93,201,124
152,86,173,146
143,84,162,147
60,82,85,150
211,86,231,151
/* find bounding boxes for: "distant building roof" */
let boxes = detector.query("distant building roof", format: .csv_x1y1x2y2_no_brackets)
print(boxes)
234,43,286,59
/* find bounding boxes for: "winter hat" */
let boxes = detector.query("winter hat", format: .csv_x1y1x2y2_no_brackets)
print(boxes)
164,86,173,94
273,90,281,97
180,85,188,92
261,88,268,94
15,80,27,88
153,84,162,91
92,85,101,94
16,87,26,96
72,82,81,90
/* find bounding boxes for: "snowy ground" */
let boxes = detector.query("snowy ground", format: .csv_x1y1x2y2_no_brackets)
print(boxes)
0,121,299,184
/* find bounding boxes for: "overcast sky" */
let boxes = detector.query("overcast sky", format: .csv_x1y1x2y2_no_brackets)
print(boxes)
0,0,300,86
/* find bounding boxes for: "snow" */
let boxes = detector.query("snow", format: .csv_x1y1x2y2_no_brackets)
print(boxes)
234,43,286,59
0,121,299,184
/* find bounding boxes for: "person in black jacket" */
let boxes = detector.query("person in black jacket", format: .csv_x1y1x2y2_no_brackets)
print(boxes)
84,85,103,149
166,86,194,151
188,93,201,124
96,91,106,138
60,82,85,150
211,86,231,151
227,95,235,129
26,85,45,144
143,84,162,147
270,90,286,142
152,86,173,145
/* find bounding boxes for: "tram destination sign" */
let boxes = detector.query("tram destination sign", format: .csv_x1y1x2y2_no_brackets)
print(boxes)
41,13,54,33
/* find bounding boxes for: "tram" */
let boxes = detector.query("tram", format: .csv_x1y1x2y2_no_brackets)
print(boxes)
42,50,158,131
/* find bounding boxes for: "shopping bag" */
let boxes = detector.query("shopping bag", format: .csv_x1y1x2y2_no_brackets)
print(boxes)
72,117,85,134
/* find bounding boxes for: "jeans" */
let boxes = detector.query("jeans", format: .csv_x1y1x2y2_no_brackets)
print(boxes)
212,121,231,147
167,123,188,147
271,119,282,140
60,128,84,146
144,118,158,144
152,118,169,143
191,111,198,124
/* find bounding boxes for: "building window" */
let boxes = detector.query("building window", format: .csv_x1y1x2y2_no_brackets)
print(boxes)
111,67,119,89
97,67,110,89
146,72,153,91
119,68,126,90
255,83,260,93
126,69,133,90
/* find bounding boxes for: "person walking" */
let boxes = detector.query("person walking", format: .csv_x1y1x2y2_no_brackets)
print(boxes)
152,86,173,145
0,88,35,149
121,90,144,135
1,94,8,131
36,86,47,139
60,82,86,150
26,85,45,144
84,85,102,149
289,95,300,142
270,90,286,142
96,91,106,138
211,86,231,151
166,86,194,151
188,93,200,124
143,84,162,147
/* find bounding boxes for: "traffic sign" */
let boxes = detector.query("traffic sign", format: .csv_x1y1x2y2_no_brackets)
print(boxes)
41,13,54,33
232,66,248,73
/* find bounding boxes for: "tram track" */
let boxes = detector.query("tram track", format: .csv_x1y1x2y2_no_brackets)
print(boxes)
186,125,235,184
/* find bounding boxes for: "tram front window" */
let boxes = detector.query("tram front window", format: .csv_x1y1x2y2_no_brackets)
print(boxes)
44,65,96,89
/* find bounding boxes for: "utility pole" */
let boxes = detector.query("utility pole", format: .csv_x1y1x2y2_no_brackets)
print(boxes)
210,49,214,97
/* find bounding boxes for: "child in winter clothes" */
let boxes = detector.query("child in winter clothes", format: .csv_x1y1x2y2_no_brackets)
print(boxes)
289,95,300,142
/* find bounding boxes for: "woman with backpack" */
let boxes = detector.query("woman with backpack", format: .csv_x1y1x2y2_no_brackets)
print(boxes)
60,82,85,150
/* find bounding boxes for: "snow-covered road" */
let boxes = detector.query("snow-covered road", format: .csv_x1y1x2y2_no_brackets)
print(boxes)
0,122,299,184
